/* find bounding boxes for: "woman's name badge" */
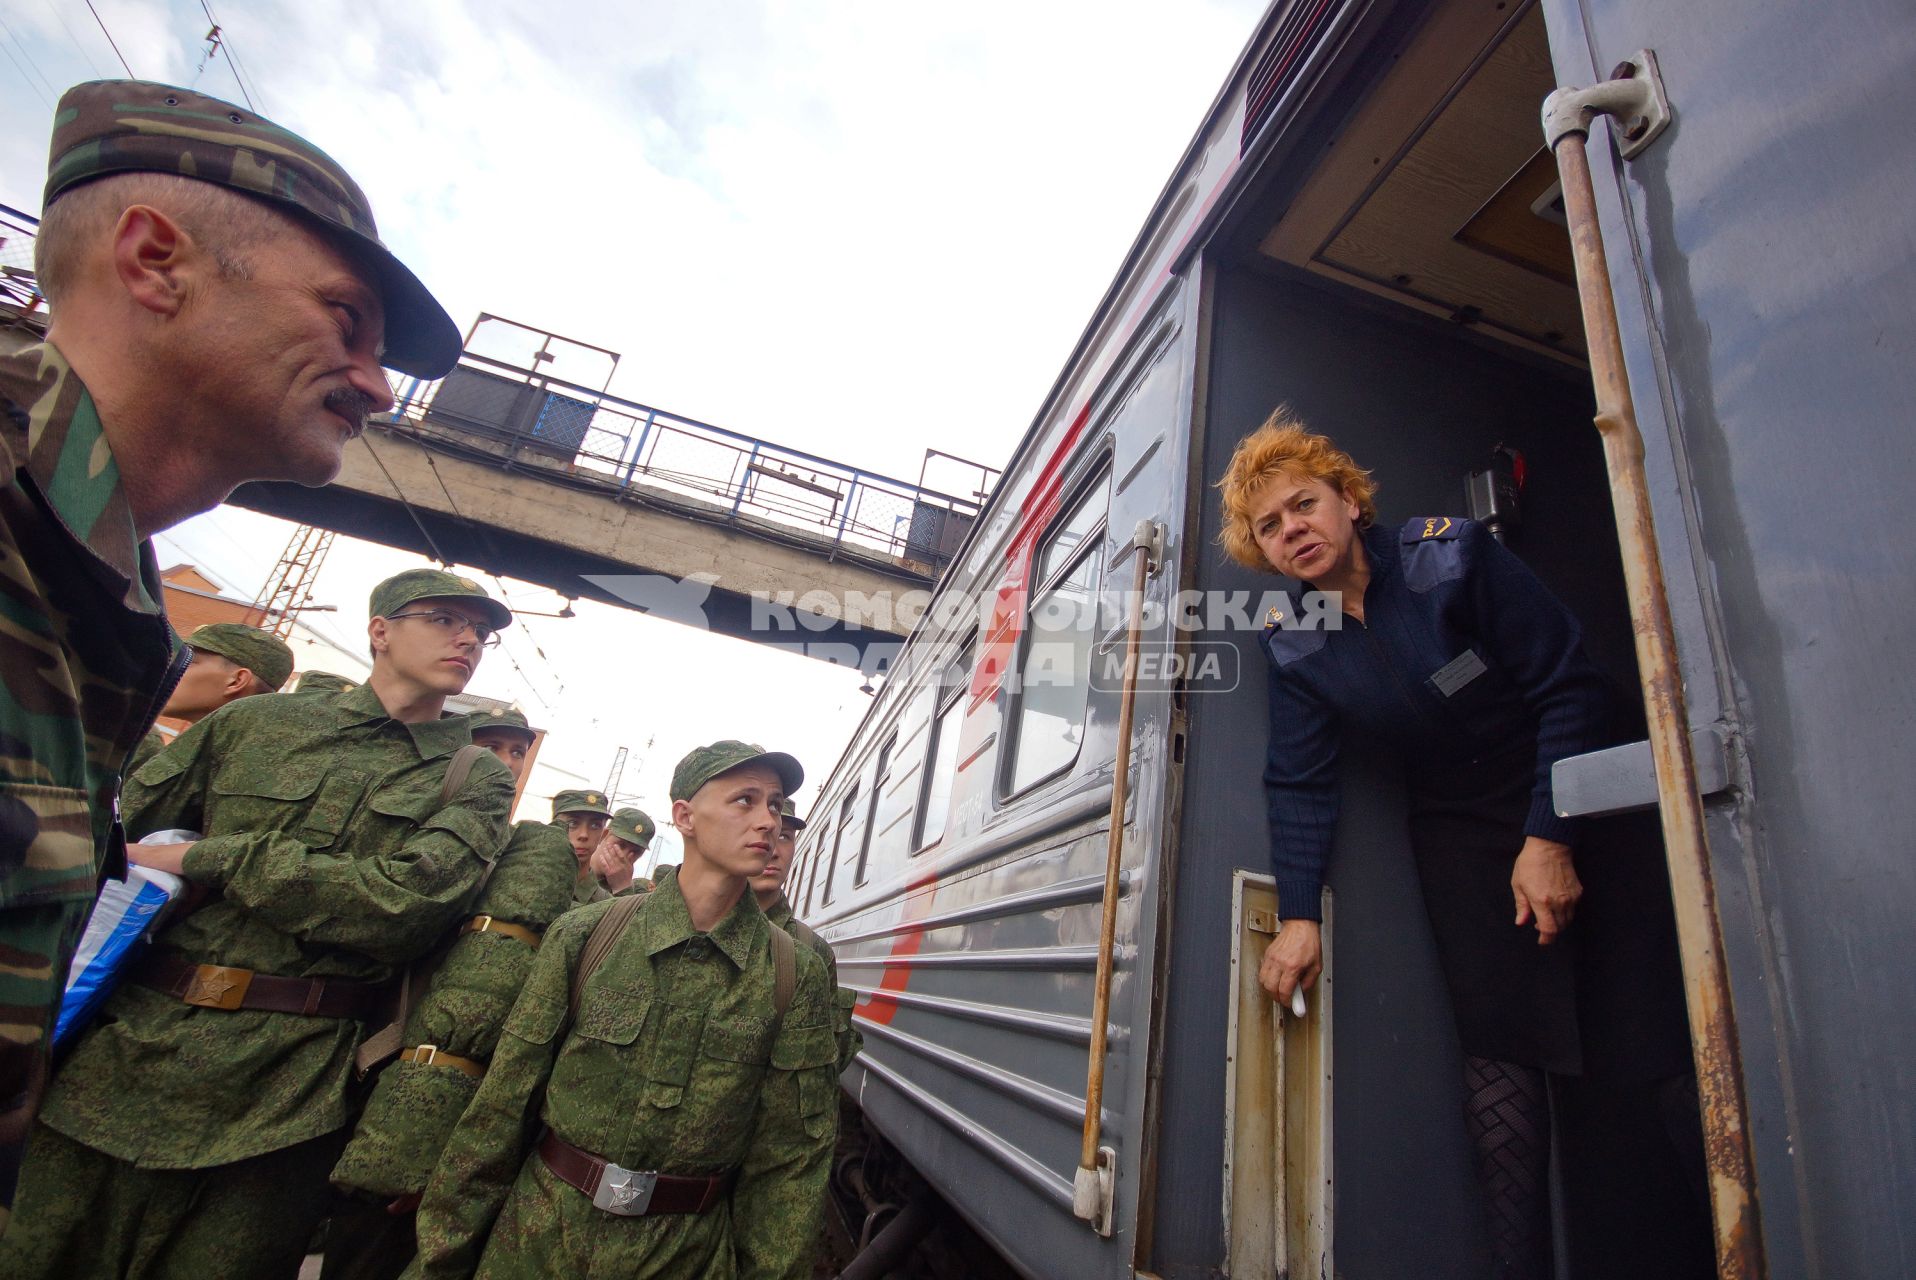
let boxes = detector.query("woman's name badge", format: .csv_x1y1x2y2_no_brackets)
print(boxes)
1428,649,1488,697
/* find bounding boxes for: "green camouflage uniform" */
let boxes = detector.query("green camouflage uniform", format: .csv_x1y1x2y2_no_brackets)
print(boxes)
0,341,185,1220
294,671,362,698
0,682,515,1277
763,894,864,1075
324,818,575,1280
405,873,837,1280
127,727,169,776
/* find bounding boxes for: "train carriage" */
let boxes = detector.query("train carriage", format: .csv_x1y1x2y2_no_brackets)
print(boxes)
794,0,1916,1276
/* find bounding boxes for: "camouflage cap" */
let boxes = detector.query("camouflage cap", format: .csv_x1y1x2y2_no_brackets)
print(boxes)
467,707,537,740
669,740,804,802
184,622,294,690
551,789,611,819
780,798,807,830
609,807,655,847
43,80,460,378
369,568,511,631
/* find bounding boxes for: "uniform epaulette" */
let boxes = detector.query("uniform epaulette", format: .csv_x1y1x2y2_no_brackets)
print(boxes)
1404,516,1467,542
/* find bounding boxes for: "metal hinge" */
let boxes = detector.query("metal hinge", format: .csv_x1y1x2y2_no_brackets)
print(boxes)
1541,50,1672,159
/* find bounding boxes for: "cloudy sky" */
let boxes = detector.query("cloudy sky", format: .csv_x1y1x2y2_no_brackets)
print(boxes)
1,0,1263,862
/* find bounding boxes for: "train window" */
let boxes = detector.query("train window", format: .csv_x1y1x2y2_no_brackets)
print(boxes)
800,813,831,914
822,784,863,905
914,633,974,851
1004,468,1111,796
853,735,896,887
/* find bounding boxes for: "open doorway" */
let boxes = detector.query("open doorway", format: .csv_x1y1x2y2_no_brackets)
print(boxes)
1163,2,1712,1276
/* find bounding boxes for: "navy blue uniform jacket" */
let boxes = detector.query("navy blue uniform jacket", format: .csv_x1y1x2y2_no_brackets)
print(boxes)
1262,517,1614,920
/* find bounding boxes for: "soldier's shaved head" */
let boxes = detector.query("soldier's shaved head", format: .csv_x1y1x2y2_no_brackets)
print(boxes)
34,173,289,305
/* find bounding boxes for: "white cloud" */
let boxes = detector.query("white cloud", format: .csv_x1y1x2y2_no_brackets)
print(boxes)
6,0,1266,832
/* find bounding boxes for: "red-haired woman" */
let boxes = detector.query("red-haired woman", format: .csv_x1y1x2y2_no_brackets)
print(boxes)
1217,410,1702,1279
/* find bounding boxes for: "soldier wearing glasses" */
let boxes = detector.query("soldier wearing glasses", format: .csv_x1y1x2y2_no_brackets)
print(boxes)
0,570,516,1277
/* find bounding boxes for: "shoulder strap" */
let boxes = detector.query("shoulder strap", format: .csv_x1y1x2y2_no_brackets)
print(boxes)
356,744,498,1078
568,892,648,1020
441,743,489,807
769,922,796,1031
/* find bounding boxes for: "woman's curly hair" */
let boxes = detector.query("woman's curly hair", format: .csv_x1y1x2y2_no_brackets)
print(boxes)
1215,407,1377,571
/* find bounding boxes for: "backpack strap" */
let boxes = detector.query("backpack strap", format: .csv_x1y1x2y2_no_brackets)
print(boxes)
440,743,490,806
769,922,796,1033
568,892,647,1021
353,744,502,1076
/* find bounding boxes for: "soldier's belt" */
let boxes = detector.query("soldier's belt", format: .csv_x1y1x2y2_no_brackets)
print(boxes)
401,1044,486,1078
130,953,382,1019
536,1129,734,1217
459,914,542,948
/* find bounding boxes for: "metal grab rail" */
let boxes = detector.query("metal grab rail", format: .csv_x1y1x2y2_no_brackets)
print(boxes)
1073,518,1164,1236
1543,56,1764,1280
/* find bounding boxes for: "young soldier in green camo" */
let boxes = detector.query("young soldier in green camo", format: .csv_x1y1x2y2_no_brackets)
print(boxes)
406,742,837,1280
598,806,657,893
553,788,616,905
324,708,576,1280
128,622,297,773
0,570,516,1279
0,76,460,1222
752,800,864,1075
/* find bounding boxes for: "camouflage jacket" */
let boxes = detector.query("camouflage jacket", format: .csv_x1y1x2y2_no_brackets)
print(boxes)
764,893,863,1075
38,682,515,1169
0,343,185,909
407,874,836,1280
331,818,575,1197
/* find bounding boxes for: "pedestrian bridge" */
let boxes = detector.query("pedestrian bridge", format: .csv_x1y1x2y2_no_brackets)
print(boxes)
233,316,996,667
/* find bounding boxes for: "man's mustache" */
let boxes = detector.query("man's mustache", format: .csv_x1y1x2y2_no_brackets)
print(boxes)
324,387,374,434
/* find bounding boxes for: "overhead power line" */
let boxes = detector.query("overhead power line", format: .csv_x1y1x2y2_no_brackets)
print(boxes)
39,0,103,77
82,0,133,77
197,0,261,112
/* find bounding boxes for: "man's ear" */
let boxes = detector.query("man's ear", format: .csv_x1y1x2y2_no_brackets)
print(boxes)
111,205,196,318
225,665,257,698
367,616,389,657
671,797,695,839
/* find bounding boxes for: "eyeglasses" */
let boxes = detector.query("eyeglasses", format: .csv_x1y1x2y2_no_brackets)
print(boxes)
386,609,502,647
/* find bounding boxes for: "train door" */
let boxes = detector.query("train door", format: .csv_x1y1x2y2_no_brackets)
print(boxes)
1157,1,1730,1276
1534,2,1916,1274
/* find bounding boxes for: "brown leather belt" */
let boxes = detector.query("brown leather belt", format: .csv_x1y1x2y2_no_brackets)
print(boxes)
401,1044,485,1079
536,1129,733,1217
459,914,542,949
130,952,382,1020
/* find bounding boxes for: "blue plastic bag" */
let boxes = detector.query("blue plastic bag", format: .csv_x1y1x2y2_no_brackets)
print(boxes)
53,864,184,1050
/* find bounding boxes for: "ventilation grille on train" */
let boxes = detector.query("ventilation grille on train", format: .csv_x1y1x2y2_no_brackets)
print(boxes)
1241,0,1341,148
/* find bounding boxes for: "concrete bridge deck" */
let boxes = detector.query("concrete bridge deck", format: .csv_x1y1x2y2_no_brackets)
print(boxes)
233,345,992,661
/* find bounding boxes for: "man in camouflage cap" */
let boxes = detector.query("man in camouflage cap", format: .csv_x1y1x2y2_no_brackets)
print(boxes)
0,570,514,1277
552,788,615,905
752,799,863,1075
0,80,463,1214
595,806,656,894
128,622,297,772
408,739,834,1278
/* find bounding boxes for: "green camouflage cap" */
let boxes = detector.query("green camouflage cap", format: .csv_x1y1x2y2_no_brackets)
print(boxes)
609,807,655,847
369,568,511,631
184,622,294,690
290,670,356,697
467,707,537,740
670,740,803,802
551,789,611,819
780,798,807,830
43,80,460,378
